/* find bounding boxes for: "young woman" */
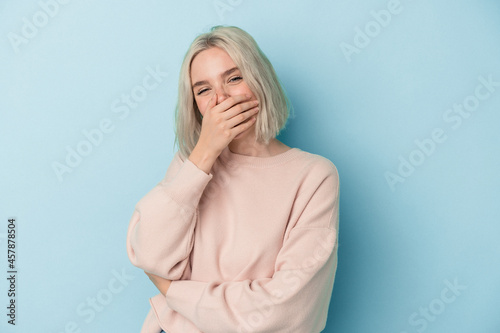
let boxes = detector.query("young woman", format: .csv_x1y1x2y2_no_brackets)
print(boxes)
126,25,340,333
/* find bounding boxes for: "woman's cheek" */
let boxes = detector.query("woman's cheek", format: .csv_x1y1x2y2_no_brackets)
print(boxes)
230,86,252,96
196,97,208,115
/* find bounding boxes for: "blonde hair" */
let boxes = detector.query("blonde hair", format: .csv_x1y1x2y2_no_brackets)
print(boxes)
173,25,294,160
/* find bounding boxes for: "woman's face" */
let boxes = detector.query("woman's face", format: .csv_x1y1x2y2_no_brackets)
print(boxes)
190,47,257,117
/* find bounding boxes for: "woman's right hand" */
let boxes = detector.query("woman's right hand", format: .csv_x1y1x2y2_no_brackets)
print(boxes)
199,93,259,154
188,93,259,174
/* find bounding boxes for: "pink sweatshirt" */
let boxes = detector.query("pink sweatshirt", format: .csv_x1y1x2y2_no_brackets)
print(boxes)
126,145,340,333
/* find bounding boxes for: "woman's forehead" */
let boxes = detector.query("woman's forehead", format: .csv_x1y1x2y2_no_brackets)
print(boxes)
191,48,238,80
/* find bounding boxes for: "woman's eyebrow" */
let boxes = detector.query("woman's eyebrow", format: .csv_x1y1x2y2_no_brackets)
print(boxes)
192,67,239,89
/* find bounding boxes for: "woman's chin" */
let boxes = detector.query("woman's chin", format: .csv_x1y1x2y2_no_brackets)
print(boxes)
233,133,244,140
233,127,253,141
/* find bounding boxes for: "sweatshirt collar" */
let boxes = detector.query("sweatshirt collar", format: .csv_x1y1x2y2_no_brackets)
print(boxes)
218,145,302,168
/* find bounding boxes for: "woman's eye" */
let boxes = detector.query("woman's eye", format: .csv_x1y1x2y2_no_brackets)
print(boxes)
197,88,209,96
196,77,241,95
229,76,242,83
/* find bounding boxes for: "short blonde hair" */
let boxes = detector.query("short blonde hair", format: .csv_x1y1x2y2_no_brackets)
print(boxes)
173,25,293,160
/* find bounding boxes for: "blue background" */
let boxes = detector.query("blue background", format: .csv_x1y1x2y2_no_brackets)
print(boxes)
1,0,499,332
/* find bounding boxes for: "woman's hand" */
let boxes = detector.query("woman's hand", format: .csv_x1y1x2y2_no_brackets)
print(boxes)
144,271,172,296
198,93,259,156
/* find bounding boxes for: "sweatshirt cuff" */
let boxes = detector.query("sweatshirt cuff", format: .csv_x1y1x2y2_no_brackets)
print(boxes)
160,157,213,208
165,279,207,316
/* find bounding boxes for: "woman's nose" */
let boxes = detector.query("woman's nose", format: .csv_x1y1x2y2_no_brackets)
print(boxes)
215,88,229,104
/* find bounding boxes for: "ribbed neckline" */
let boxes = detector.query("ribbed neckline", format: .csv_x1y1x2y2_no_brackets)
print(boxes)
219,145,303,168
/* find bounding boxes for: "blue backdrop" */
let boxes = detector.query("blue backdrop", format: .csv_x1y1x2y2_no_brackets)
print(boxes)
1,0,499,332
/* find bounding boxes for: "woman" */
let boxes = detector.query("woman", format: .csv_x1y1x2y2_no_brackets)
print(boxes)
126,25,340,333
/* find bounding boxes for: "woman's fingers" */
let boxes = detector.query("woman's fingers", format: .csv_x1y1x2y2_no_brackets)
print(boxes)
226,104,259,129
205,92,217,113
210,94,253,116
211,97,259,132
197,93,259,154
205,93,259,132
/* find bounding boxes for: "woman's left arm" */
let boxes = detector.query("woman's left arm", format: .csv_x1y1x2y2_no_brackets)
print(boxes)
162,164,340,333
144,271,171,296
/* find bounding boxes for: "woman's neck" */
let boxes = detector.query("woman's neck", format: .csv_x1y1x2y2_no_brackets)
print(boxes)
227,138,291,157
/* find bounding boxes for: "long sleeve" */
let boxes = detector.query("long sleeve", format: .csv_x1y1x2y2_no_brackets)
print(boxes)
163,162,340,333
126,151,213,280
